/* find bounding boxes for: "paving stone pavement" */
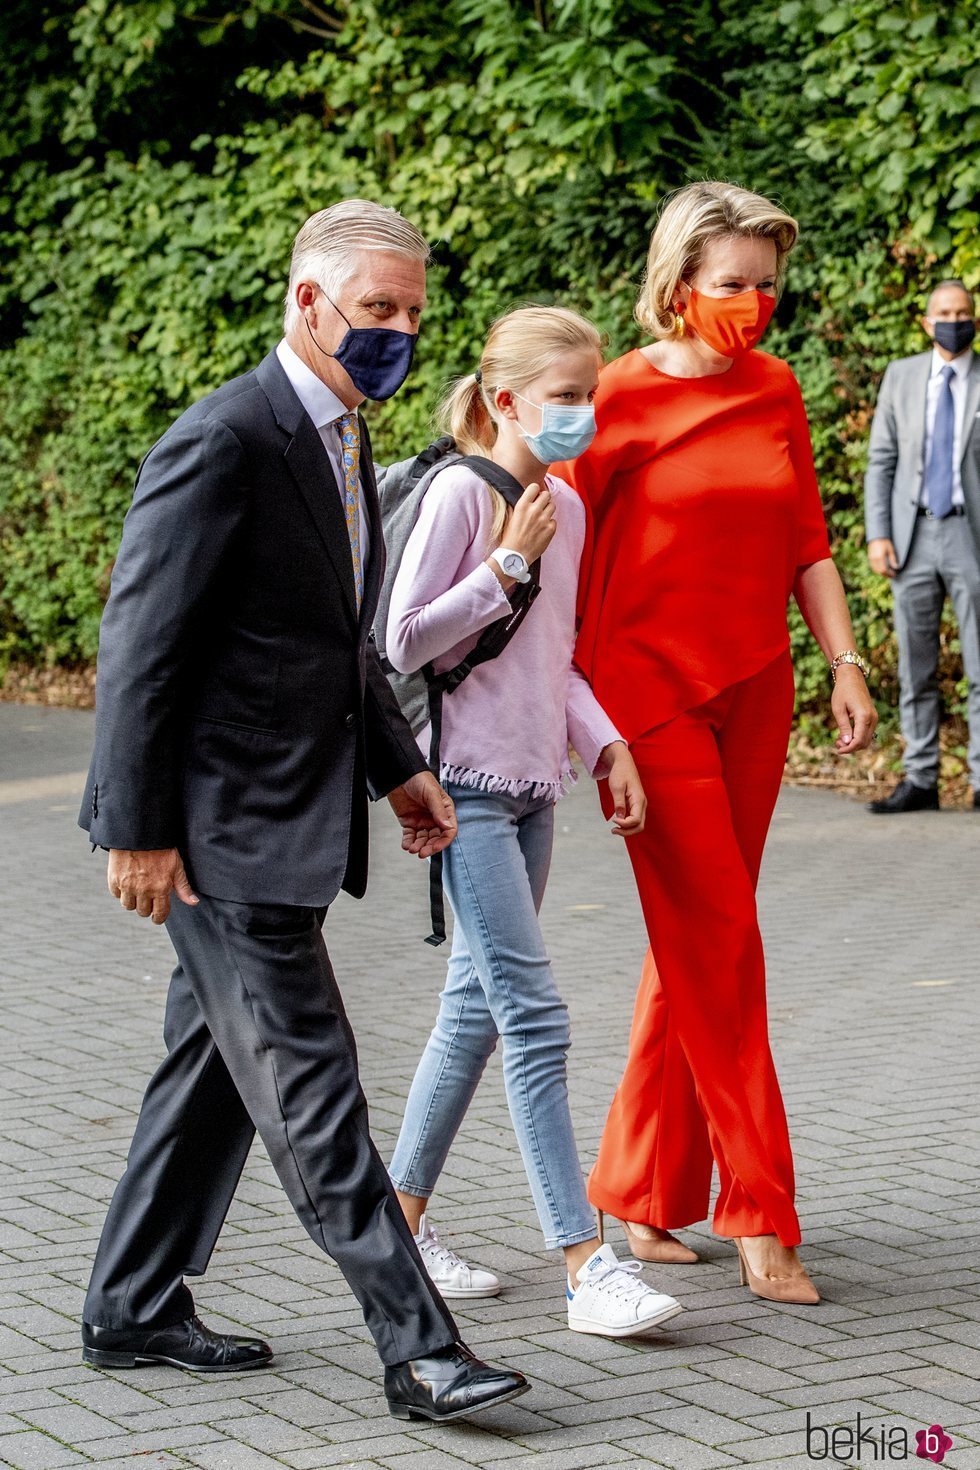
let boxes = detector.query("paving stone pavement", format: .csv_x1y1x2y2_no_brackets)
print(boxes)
1,701,979,1470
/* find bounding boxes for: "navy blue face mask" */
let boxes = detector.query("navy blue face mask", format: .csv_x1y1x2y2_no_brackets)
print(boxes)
306,296,417,402
931,318,976,355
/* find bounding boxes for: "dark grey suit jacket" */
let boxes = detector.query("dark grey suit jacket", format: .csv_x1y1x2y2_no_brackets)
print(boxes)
79,349,426,906
864,348,980,569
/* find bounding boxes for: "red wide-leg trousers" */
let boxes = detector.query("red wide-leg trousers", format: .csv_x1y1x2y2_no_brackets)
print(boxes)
590,651,801,1247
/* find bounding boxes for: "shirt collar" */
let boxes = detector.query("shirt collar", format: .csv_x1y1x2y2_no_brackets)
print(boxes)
276,339,349,429
930,344,973,379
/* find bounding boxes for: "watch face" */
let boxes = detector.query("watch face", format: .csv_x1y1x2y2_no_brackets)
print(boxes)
502,554,525,575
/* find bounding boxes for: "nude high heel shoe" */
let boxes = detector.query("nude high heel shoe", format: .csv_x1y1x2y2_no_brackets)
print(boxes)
735,1238,820,1305
595,1209,699,1265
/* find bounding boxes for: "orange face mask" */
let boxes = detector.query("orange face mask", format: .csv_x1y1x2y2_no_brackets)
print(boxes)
681,288,776,358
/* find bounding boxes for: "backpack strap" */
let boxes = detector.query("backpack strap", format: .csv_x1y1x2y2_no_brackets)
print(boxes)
421,456,544,944
410,434,457,481
457,454,527,508
429,454,543,694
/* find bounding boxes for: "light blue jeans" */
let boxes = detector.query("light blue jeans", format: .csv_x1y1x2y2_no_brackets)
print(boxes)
389,783,596,1250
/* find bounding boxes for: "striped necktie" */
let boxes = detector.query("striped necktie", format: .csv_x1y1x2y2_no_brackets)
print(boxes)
337,411,364,608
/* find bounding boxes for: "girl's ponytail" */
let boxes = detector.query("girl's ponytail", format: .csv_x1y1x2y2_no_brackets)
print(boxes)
437,374,494,455
437,374,508,543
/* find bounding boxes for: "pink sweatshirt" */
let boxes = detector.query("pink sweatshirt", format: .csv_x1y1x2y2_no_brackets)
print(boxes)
386,464,622,800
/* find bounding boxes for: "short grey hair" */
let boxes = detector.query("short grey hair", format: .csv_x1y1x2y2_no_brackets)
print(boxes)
927,278,974,315
283,199,430,331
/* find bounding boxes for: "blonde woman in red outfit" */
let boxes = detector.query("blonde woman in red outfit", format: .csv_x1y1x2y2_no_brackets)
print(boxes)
563,182,877,1305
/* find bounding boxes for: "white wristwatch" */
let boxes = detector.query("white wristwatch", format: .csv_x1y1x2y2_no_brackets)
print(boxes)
491,547,531,584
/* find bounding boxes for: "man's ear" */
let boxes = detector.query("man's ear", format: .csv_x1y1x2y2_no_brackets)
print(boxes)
295,280,318,323
921,314,936,340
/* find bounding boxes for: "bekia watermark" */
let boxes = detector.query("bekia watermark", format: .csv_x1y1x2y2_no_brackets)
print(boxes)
805,1412,953,1462
915,1426,954,1463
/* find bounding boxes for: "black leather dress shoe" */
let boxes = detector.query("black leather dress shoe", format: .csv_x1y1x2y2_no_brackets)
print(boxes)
867,778,939,814
82,1315,273,1372
385,1341,529,1421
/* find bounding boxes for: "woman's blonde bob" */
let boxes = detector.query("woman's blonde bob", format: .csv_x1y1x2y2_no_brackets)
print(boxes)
438,305,603,543
635,181,799,340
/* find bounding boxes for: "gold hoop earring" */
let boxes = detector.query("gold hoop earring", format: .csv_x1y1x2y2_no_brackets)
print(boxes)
674,312,685,338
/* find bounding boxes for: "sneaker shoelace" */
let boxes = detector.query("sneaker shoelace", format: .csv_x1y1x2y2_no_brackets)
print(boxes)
420,1225,469,1274
583,1258,653,1303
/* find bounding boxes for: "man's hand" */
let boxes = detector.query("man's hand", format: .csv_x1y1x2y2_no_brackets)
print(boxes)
867,537,899,578
603,741,647,837
388,773,457,858
107,848,199,925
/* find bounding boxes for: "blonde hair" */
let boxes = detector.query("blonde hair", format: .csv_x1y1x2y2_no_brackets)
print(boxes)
438,305,603,543
635,181,799,339
283,199,429,331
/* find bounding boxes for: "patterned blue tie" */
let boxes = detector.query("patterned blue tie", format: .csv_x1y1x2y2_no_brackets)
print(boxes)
924,364,955,519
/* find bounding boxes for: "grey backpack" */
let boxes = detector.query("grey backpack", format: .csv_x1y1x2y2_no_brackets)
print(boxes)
374,437,462,735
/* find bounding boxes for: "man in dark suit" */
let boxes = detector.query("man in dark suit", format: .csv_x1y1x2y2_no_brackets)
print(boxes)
78,199,528,1422
864,278,980,813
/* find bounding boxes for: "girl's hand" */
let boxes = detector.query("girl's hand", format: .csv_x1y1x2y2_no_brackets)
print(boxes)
831,666,878,753
506,481,558,563
604,742,646,836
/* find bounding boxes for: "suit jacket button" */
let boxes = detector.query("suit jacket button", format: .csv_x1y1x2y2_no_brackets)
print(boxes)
345,713,356,728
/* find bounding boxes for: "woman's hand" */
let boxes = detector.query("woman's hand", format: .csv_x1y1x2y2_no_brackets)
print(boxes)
793,560,878,755
831,665,878,753
506,481,558,563
603,742,647,836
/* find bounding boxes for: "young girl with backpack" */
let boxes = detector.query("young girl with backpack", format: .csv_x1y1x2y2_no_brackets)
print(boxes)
384,306,683,1337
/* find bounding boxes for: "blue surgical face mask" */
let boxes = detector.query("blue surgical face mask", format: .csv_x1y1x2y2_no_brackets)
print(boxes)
306,296,417,402
512,391,597,463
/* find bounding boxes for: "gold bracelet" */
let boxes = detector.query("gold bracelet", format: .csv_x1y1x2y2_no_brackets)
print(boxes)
829,650,870,682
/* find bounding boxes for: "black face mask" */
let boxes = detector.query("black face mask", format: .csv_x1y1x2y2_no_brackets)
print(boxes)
932,318,976,355
306,298,417,401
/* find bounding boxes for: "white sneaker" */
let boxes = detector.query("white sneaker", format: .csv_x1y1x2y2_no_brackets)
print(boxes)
414,1214,501,1299
567,1243,683,1337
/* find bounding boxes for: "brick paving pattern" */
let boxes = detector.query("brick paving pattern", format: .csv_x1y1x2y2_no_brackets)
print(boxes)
1,701,978,1469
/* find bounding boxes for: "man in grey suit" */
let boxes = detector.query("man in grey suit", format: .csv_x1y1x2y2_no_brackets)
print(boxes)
864,279,980,812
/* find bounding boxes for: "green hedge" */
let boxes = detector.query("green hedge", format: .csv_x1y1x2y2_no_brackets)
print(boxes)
1,0,978,736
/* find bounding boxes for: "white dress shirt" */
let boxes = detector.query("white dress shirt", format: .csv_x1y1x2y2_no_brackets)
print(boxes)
920,345,973,507
275,339,370,570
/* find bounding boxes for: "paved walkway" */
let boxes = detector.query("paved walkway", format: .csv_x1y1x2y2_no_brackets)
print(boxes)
1,702,979,1470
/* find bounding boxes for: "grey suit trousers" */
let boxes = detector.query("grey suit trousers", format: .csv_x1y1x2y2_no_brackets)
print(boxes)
893,514,980,789
83,894,458,1366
